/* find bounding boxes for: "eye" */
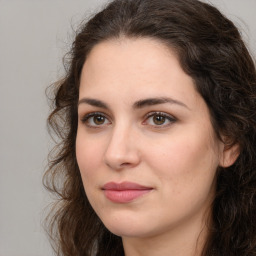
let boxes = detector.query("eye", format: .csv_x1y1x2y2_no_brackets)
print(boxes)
143,112,176,127
81,112,111,127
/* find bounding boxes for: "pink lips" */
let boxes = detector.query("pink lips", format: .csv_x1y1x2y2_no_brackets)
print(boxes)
102,182,153,203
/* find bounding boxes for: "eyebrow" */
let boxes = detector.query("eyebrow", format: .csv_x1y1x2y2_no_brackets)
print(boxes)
78,97,189,110
133,97,189,109
78,98,109,109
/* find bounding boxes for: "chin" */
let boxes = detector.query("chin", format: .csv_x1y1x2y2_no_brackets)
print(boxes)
100,213,160,239
106,224,151,238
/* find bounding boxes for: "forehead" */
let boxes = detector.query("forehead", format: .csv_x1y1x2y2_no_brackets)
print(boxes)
83,37,180,80
79,37,199,109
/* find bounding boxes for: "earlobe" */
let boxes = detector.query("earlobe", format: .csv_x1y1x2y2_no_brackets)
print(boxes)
219,143,240,168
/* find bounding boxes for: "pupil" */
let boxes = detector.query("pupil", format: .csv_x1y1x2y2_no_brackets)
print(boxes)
153,115,165,125
94,115,105,124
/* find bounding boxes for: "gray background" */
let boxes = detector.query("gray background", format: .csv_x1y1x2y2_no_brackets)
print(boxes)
0,0,255,255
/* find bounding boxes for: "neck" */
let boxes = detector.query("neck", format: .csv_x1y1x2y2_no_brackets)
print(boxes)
122,211,210,256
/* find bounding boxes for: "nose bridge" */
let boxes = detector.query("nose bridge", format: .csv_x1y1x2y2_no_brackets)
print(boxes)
104,121,140,169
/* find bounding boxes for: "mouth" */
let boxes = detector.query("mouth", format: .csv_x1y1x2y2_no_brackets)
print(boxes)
102,182,153,203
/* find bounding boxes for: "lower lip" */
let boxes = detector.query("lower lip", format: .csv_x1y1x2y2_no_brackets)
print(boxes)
103,189,152,203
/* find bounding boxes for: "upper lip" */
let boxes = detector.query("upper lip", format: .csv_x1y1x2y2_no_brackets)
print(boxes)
102,182,152,191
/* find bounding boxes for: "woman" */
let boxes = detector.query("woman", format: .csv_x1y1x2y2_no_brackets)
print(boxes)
44,0,256,255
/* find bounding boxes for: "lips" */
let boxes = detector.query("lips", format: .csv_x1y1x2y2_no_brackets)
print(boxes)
102,182,153,203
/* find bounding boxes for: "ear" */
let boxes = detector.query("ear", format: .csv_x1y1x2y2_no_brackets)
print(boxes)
219,143,240,168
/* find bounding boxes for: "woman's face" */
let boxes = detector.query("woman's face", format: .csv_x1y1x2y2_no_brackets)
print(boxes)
76,38,225,239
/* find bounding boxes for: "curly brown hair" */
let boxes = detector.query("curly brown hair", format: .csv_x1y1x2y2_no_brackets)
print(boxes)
44,0,256,255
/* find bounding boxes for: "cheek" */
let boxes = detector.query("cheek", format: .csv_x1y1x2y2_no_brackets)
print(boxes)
76,132,104,182
146,130,219,195
75,132,107,212
143,134,219,225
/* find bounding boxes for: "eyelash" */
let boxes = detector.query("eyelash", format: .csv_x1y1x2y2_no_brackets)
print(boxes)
80,111,176,128
143,112,176,127
81,112,111,128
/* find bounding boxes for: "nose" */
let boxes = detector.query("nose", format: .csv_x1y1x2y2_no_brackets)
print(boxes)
104,124,141,170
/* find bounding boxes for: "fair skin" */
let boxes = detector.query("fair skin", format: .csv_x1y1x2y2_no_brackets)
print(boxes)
76,38,237,256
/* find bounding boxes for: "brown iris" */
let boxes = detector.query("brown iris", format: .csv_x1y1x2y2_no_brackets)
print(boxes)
153,115,166,125
93,115,105,125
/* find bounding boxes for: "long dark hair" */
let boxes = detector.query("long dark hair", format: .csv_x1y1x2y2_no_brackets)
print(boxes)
44,0,256,255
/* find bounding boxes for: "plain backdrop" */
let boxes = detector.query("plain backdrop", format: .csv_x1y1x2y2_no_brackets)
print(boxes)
0,0,255,255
